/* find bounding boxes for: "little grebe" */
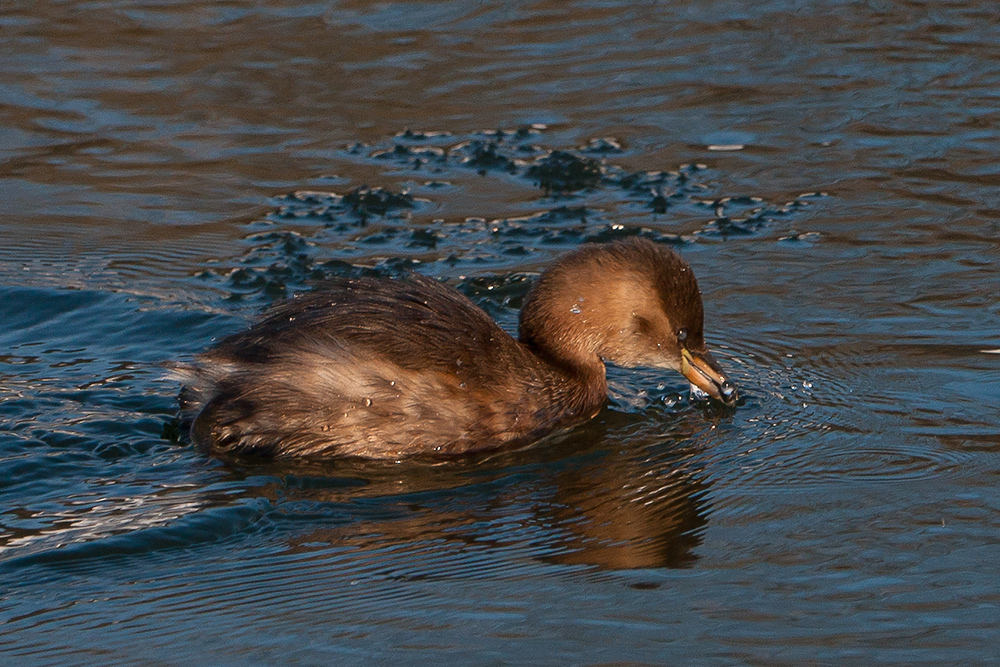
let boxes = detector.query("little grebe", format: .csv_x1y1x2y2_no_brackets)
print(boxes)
179,238,737,459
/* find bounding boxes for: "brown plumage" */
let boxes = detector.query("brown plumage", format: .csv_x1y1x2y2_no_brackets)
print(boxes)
178,238,736,459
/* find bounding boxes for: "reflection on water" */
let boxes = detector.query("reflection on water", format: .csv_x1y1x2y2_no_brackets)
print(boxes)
538,441,709,570
250,422,711,572
3,0,1000,663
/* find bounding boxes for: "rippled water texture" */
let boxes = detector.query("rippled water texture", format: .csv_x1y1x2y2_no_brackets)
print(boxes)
3,1,1000,664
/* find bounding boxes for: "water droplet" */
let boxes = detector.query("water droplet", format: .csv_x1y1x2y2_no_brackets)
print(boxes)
689,383,710,401
364,398,372,407
570,304,581,314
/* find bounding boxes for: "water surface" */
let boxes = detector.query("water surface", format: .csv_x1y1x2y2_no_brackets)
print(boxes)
2,0,1000,664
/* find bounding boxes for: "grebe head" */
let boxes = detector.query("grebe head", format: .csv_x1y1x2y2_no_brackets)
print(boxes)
519,237,737,405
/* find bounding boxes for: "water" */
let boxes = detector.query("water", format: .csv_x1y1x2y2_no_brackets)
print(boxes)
2,0,1000,664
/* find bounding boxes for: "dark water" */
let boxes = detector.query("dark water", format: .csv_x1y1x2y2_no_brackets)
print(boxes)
2,0,1000,664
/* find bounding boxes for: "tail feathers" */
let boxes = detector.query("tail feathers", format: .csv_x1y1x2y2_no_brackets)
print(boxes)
190,391,282,457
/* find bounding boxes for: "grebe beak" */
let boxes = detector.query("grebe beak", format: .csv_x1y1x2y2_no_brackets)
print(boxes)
681,347,738,406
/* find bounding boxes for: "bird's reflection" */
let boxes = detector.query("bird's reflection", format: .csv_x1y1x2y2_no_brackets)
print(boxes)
537,446,708,569
233,411,713,571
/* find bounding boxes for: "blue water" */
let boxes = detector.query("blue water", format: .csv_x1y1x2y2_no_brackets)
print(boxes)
2,1,1000,664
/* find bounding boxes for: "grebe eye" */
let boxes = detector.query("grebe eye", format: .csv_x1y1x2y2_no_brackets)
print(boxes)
677,328,688,343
